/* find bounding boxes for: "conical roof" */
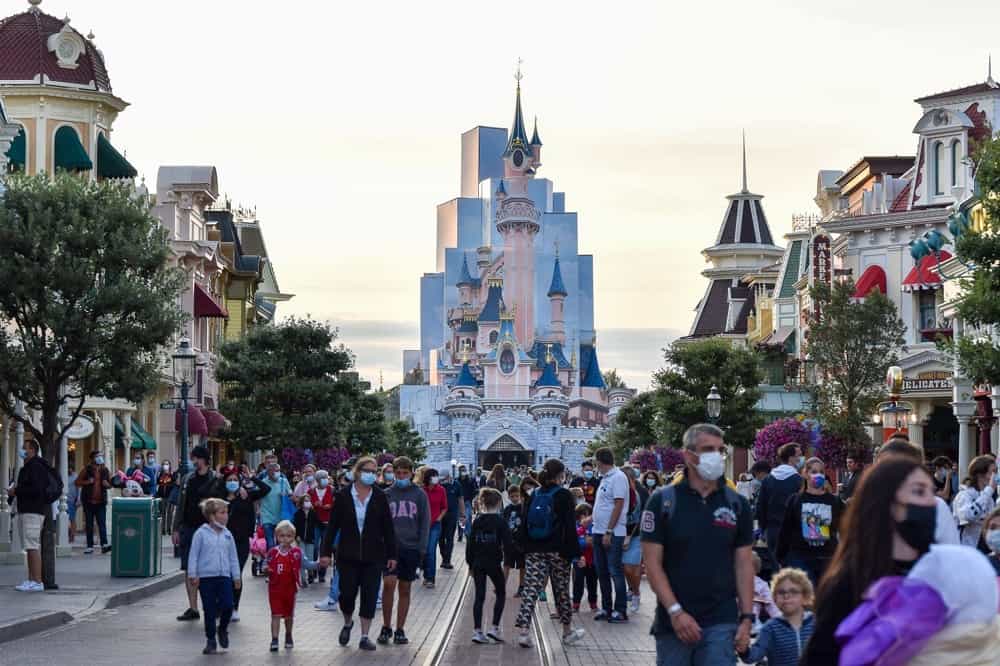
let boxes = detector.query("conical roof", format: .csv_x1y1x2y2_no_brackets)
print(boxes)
456,254,474,287
547,257,567,297
454,362,477,388
535,360,561,388
504,81,531,156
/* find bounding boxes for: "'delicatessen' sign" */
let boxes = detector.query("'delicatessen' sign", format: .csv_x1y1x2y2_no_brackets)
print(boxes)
903,372,953,393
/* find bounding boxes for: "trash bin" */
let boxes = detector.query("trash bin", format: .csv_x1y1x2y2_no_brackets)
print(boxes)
111,497,162,577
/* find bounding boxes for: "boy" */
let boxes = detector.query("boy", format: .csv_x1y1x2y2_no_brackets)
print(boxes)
292,497,318,586
502,485,526,597
187,498,241,655
467,487,512,643
738,568,815,666
266,520,303,652
572,503,598,612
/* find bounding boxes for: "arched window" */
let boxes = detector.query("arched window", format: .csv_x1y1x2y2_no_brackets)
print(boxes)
489,330,498,345
933,141,944,195
950,140,961,188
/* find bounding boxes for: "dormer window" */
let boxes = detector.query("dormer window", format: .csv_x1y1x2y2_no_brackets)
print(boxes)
933,141,945,195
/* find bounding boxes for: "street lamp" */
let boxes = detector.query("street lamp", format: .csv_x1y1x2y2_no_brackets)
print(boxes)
173,337,196,475
706,385,722,425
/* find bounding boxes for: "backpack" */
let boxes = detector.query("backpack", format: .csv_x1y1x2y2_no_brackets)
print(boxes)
43,463,63,504
526,485,560,540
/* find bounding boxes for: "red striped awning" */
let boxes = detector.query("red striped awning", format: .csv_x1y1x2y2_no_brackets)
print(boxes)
175,405,208,436
194,283,228,318
902,251,951,292
853,265,887,298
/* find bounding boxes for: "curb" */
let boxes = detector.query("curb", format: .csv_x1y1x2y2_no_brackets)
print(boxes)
0,610,73,644
105,570,185,609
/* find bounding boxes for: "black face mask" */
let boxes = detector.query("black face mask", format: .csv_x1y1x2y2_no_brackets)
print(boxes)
895,503,937,555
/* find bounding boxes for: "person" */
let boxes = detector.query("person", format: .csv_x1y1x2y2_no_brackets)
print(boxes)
155,461,176,535
776,457,845,585
126,452,153,495
622,464,648,616
641,423,754,666
292,496,318,587
931,456,955,504
421,466,447,589
569,460,599,506
512,458,586,648
738,567,815,666
747,461,771,513
264,520,303,652
468,487,513,644
378,463,395,491
749,552,780,630
292,464,316,504
319,456,397,652
216,468,269,621
802,457,938,663
572,502,598,613
187,498,241,655
875,439,960,545
66,465,78,543
172,445,221,622
478,467,488,489
259,458,292,551
503,484,527,597
440,469,464,569
756,443,804,558
839,455,863,502
457,464,478,541
591,448,629,622
8,440,53,592
308,469,334,583
486,463,507,493
953,454,997,549
76,449,112,555
641,470,662,493
146,451,160,484
378,456,429,646
980,507,1000,574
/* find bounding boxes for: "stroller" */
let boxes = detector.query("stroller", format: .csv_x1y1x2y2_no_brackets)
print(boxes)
250,524,267,577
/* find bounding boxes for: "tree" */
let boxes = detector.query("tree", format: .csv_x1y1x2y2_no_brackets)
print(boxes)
587,391,657,462
216,317,383,455
806,279,905,451
602,369,626,389
951,134,1000,384
386,419,427,462
0,174,184,456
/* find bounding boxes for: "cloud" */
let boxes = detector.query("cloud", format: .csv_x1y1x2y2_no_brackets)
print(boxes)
597,328,681,392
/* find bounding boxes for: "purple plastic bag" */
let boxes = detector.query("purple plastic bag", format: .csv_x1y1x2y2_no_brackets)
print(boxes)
835,576,949,666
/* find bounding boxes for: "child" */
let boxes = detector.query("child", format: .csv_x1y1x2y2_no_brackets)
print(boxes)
292,498,318,586
467,487,512,644
982,506,1000,574
502,485,526,597
250,524,267,577
187,498,241,655
751,551,781,631
569,487,585,505
572,503,598,612
739,568,814,666
265,520,303,652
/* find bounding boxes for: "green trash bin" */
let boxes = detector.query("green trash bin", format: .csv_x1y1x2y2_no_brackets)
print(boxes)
111,497,162,577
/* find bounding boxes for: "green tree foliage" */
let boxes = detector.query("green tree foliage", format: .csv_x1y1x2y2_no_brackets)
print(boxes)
602,368,626,389
951,135,1000,383
586,391,657,463
386,419,427,462
217,318,386,454
806,280,905,450
0,174,184,455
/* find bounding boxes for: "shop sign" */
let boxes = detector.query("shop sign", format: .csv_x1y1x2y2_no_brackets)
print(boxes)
903,371,953,393
812,234,831,286
64,415,95,440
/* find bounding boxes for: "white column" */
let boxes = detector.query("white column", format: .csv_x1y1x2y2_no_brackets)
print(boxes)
56,402,69,552
35,113,46,175
908,422,924,450
958,416,973,481
100,409,115,531
0,414,11,549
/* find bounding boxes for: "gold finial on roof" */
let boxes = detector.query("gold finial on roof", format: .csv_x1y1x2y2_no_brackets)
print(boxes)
515,58,524,86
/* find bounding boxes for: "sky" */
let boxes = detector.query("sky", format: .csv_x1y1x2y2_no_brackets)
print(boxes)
35,0,998,390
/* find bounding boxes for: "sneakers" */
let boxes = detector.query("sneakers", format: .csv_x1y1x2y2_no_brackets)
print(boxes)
441,562,453,569
472,630,490,644
230,610,240,623
423,580,436,589
339,623,353,646
562,628,586,645
101,545,112,554
393,629,409,645
517,633,534,649
486,628,504,643
315,599,338,611
83,548,94,554
359,637,376,651
285,635,294,649
177,608,200,621
377,627,393,645
608,611,628,623
628,595,640,615
202,639,217,655
592,609,608,621
15,581,43,592
270,638,279,653
218,629,229,649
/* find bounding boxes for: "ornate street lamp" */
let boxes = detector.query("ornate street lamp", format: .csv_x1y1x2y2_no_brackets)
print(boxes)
706,385,722,425
875,366,915,444
173,337,196,475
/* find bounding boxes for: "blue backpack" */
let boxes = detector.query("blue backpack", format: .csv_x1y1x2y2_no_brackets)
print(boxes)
526,486,560,540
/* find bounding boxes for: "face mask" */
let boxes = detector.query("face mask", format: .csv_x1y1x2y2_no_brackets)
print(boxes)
396,478,411,488
895,503,937,555
384,473,395,483
934,470,946,481
148,458,156,465
305,475,314,483
360,471,376,486
19,449,28,459
303,502,312,510
225,481,240,493
318,478,329,487
429,476,439,485
163,464,171,472
460,471,468,477
794,458,805,471
584,471,594,479
811,474,826,489
345,471,354,482
133,459,142,466
645,478,656,488
986,529,1000,553
95,456,105,466
695,451,725,481
632,469,641,479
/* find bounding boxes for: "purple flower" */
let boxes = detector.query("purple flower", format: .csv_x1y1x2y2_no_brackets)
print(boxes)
753,418,811,465
815,432,848,469
629,445,685,473
376,452,396,467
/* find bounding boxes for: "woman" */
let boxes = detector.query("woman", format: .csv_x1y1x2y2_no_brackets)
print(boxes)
292,464,316,504
803,458,938,663
620,464,648,616
156,461,176,536
216,469,270,621
318,457,397,652
953,455,997,549
421,467,447,588
776,457,845,585
486,463,507,493
640,470,662,494
513,458,586,647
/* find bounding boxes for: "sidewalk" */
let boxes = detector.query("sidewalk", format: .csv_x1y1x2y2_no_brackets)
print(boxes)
0,540,182,643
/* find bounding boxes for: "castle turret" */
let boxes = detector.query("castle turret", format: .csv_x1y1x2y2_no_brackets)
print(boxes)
530,354,568,464
456,254,474,306
547,256,568,344
443,362,483,471
530,116,543,168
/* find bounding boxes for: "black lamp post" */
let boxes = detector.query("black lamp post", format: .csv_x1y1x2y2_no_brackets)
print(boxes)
706,385,722,425
173,337,196,475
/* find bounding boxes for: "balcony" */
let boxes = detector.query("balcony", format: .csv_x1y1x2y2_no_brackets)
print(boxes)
919,327,953,343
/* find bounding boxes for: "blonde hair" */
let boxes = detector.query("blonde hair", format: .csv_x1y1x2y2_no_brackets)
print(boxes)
771,567,814,606
353,456,377,477
200,497,229,520
274,519,296,539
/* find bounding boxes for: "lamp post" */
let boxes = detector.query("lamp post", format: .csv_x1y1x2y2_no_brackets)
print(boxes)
173,338,196,476
706,385,722,425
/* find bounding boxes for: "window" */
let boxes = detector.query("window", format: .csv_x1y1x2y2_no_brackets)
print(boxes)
500,348,515,374
919,291,937,330
950,140,961,187
933,141,945,195
551,426,557,437
455,433,460,443
489,330,498,345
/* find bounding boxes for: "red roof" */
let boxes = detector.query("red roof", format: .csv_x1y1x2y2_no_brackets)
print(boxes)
0,9,111,91
902,251,952,291
853,265,887,298
914,81,999,104
889,182,912,212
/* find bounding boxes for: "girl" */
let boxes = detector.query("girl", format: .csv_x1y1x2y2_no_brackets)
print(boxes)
739,567,815,666
981,506,1000,574
308,469,335,583
217,469,270,620
187,498,241,655
265,520,303,652
292,496,318,586
421,467,448,589
953,455,997,548
467,487,513,644
503,485,526,597
621,464,648,615
486,463,507,493
776,457,845,585
572,502,598,612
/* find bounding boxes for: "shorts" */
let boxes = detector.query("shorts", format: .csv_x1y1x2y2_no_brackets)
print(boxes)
507,553,526,570
179,525,196,571
268,585,297,617
19,513,44,550
385,547,421,583
622,534,642,566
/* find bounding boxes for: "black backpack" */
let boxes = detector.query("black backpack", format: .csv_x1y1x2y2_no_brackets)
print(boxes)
43,462,63,504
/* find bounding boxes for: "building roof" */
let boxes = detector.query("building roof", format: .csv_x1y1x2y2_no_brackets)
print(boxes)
453,362,478,388
0,8,113,92
579,343,606,389
206,209,262,274
504,81,531,156
547,257,567,297
535,360,561,388
714,196,775,246
528,340,571,369
914,79,1000,104
778,239,803,299
690,279,731,337
889,181,912,213
530,117,542,146
835,156,914,193
456,254,474,287
478,279,505,322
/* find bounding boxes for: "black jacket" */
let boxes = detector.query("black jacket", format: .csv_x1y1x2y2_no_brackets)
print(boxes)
515,485,581,560
215,477,270,542
755,470,803,530
320,485,397,563
467,512,513,570
293,508,320,545
15,456,51,516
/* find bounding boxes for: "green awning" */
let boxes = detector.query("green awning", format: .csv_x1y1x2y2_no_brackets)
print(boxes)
97,133,137,179
5,128,25,170
114,417,157,450
54,125,92,171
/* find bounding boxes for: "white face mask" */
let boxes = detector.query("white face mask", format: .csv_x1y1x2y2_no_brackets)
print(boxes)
987,529,1000,553
695,451,725,481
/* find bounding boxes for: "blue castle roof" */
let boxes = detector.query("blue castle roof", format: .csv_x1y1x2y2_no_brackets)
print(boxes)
528,341,571,369
547,257,568,297
479,281,505,322
530,117,542,146
456,254,474,288
453,362,478,388
504,82,531,156
579,343,607,389
535,361,561,388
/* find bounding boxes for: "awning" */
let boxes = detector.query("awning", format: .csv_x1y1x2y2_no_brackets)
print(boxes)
760,326,795,349
175,405,209,436
902,251,951,292
96,133,137,179
194,283,229,318
4,128,25,169
53,125,93,171
114,417,157,450
203,410,230,436
853,265,887,298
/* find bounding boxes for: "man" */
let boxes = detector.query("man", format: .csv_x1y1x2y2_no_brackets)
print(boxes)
591,447,629,622
930,456,954,503
378,457,430,646
172,445,221,621
570,460,600,507
746,461,770,514
839,455,863,503
439,470,464,569
457,464,478,541
875,439,960,545
8,440,53,592
259,456,292,550
641,423,754,665
755,442,803,558
76,449,112,554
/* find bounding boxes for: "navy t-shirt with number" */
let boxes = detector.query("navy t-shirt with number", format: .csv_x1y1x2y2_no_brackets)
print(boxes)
640,478,753,634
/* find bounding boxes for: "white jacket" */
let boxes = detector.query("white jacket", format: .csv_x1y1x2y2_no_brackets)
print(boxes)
953,484,995,547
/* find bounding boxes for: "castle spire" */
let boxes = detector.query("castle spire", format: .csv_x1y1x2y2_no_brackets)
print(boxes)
505,59,531,155
547,256,568,298
530,116,542,146
989,54,996,86
741,130,749,194
456,253,474,287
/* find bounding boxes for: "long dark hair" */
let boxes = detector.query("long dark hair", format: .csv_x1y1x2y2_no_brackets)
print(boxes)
816,458,928,610
537,459,565,487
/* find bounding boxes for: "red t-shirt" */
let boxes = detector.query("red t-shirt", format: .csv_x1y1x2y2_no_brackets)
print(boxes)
308,486,334,524
266,546,302,591
424,484,448,524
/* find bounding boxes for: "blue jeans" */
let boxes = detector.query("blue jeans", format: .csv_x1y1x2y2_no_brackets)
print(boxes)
593,534,626,615
424,522,442,582
655,623,737,666
198,576,234,642
263,523,276,551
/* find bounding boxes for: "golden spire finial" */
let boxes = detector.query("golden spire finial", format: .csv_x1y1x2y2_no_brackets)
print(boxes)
545,343,554,365
515,58,524,87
